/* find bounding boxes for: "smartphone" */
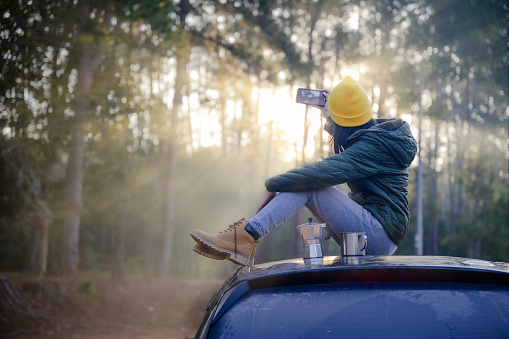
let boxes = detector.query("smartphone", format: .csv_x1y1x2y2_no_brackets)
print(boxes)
296,88,326,107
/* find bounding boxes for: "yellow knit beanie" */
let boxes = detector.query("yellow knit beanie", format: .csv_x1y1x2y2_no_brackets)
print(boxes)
327,76,373,127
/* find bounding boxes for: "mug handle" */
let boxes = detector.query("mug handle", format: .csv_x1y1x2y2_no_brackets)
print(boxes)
358,234,367,251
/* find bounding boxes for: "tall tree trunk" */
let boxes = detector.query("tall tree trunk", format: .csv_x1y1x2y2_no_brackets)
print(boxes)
61,41,105,271
111,207,126,279
24,213,40,273
484,44,494,139
429,120,439,255
160,15,190,276
160,135,179,277
447,93,456,232
25,200,52,274
38,200,52,274
447,132,456,232
414,72,424,255
377,0,393,118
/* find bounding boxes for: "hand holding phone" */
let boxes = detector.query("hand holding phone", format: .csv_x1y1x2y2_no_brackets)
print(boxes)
296,88,327,107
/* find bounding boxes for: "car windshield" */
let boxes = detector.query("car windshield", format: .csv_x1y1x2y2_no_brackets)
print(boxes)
208,282,509,338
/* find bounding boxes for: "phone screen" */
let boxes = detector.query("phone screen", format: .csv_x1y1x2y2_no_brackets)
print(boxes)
296,88,326,107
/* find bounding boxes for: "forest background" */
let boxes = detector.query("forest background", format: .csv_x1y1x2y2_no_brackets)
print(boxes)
1,0,507,280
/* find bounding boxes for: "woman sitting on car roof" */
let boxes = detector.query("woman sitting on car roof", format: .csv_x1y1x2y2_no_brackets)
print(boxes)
191,75,417,266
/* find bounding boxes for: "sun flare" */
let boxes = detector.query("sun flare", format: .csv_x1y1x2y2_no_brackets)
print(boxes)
256,87,324,162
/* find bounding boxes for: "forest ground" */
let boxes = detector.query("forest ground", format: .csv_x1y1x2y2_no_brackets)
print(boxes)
0,272,222,339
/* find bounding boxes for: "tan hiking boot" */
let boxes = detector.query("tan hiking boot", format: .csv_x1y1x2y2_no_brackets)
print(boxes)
192,243,227,260
192,235,261,262
190,218,257,266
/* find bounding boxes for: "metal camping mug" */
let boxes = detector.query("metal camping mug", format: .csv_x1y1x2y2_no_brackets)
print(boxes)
340,232,368,256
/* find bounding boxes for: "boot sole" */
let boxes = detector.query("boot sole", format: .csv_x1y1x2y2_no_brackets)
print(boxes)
190,232,254,266
192,245,227,260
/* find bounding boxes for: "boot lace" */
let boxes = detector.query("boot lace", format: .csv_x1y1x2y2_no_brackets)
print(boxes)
218,218,246,261
219,218,246,234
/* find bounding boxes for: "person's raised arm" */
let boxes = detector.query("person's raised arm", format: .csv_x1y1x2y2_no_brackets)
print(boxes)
312,89,330,119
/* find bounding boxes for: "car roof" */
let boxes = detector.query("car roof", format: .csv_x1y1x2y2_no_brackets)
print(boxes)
243,255,509,276
231,255,509,288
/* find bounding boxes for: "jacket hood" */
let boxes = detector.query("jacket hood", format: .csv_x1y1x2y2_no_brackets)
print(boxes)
346,119,417,167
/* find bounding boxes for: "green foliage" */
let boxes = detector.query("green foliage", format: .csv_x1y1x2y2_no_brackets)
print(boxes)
0,0,71,95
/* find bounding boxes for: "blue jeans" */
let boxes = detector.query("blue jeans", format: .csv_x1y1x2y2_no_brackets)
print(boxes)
248,187,398,255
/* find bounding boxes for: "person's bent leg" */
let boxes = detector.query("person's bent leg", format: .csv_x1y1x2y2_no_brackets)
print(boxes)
247,191,309,239
190,191,309,265
248,187,397,255
305,187,397,255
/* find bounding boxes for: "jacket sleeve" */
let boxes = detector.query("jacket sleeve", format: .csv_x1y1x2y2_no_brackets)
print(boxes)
265,141,380,192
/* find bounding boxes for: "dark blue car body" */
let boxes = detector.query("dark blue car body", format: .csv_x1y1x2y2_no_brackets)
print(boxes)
195,255,509,338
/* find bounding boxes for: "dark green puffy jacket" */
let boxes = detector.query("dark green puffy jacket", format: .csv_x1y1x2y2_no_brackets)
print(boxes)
265,118,417,246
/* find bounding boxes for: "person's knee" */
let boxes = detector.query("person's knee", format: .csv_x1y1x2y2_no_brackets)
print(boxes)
306,187,339,206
